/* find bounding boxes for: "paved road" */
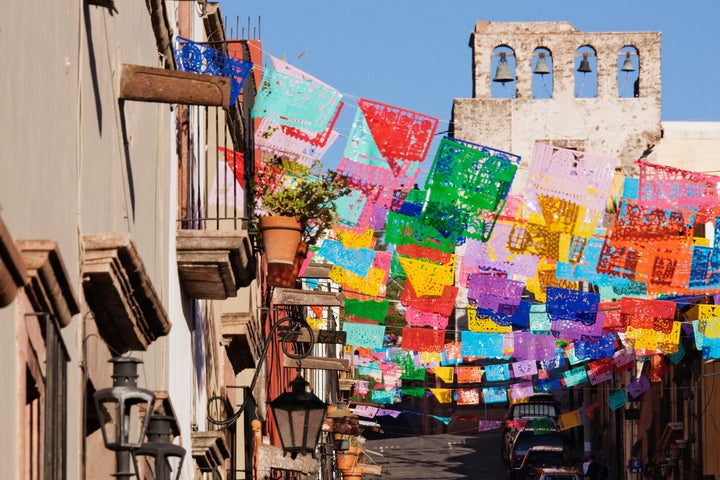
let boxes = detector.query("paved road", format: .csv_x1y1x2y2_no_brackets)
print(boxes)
362,431,506,479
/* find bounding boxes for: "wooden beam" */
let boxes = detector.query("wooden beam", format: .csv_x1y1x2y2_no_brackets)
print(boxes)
294,329,346,344
119,64,231,108
298,263,332,279
284,356,349,371
272,287,344,306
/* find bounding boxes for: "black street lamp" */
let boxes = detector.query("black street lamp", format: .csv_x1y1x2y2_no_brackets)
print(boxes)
207,316,327,458
269,372,328,459
134,415,186,480
93,357,155,479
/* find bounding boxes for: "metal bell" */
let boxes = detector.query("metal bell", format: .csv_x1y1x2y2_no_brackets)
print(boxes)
534,54,550,75
493,63,514,83
621,53,635,72
577,53,592,73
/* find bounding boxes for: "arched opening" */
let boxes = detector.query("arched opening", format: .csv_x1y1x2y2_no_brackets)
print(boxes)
618,46,640,98
574,45,598,98
532,47,553,99
491,46,516,99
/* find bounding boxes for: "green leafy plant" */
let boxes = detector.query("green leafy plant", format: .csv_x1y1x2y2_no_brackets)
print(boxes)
253,157,352,246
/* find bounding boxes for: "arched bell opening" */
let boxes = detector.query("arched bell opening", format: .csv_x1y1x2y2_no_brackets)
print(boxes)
574,45,598,98
491,45,517,99
532,47,553,99
618,45,640,98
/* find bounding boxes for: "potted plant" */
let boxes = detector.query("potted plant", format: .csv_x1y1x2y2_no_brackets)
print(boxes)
253,156,351,286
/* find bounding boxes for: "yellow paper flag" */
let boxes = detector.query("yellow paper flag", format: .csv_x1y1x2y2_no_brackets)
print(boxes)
429,388,453,404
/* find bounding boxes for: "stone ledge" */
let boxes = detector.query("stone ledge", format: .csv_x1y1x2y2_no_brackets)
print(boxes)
82,233,170,352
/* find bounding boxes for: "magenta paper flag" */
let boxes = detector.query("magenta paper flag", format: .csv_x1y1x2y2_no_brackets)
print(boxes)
376,408,401,418
254,115,341,168
209,159,245,212
357,98,438,163
354,380,369,398
510,382,535,401
352,404,379,418
478,420,503,431
626,375,651,398
512,360,538,378
525,143,618,216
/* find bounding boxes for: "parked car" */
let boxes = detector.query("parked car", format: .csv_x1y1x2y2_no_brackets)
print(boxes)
508,429,567,477
505,393,561,426
502,416,561,462
531,467,583,480
515,445,575,480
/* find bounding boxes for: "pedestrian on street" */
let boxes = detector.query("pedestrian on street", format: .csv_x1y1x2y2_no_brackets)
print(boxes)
584,454,608,480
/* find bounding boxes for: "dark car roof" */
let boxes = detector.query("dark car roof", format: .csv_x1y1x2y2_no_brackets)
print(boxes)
512,430,565,451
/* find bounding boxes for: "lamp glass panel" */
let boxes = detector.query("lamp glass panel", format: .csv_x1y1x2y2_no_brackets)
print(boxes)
124,399,146,446
96,397,120,447
306,408,326,448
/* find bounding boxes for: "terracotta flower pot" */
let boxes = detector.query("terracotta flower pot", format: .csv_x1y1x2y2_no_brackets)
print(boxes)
259,216,303,265
341,466,363,480
267,241,309,287
336,451,359,472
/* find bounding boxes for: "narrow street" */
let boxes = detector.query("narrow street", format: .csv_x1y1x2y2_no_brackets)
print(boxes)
363,431,506,479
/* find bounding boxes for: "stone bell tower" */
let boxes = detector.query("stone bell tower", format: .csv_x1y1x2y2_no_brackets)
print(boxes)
452,21,662,191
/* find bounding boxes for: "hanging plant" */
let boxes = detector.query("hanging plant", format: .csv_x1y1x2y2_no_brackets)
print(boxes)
253,156,352,246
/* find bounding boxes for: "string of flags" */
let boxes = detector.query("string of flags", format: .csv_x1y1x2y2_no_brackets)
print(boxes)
174,36,720,425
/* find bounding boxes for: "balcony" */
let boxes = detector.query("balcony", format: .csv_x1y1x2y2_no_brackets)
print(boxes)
191,431,230,473
176,229,255,300
221,311,263,373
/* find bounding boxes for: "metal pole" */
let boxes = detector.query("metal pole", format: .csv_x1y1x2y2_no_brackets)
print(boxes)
114,450,134,479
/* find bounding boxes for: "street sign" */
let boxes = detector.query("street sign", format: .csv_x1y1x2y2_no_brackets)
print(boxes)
628,457,644,474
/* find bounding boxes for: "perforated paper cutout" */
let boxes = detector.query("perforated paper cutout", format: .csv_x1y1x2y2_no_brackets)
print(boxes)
398,254,456,297
467,307,513,333
405,307,449,329
343,322,386,349
175,36,253,105
421,137,519,241
357,98,439,163
401,327,446,353
457,388,480,405
483,387,508,404
319,239,376,277
461,331,504,358
456,366,485,384
525,143,618,215
253,68,343,132
637,160,720,222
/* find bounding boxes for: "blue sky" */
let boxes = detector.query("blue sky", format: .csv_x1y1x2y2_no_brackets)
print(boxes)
223,0,719,172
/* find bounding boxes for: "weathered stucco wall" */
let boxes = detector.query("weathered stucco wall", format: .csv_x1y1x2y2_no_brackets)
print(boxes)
453,21,663,192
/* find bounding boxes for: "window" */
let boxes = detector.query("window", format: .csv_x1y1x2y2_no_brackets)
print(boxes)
22,313,68,480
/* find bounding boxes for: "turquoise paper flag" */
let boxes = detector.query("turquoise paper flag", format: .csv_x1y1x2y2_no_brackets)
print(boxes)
608,389,629,410
482,386,508,404
563,366,588,387
485,364,510,382
252,68,342,132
